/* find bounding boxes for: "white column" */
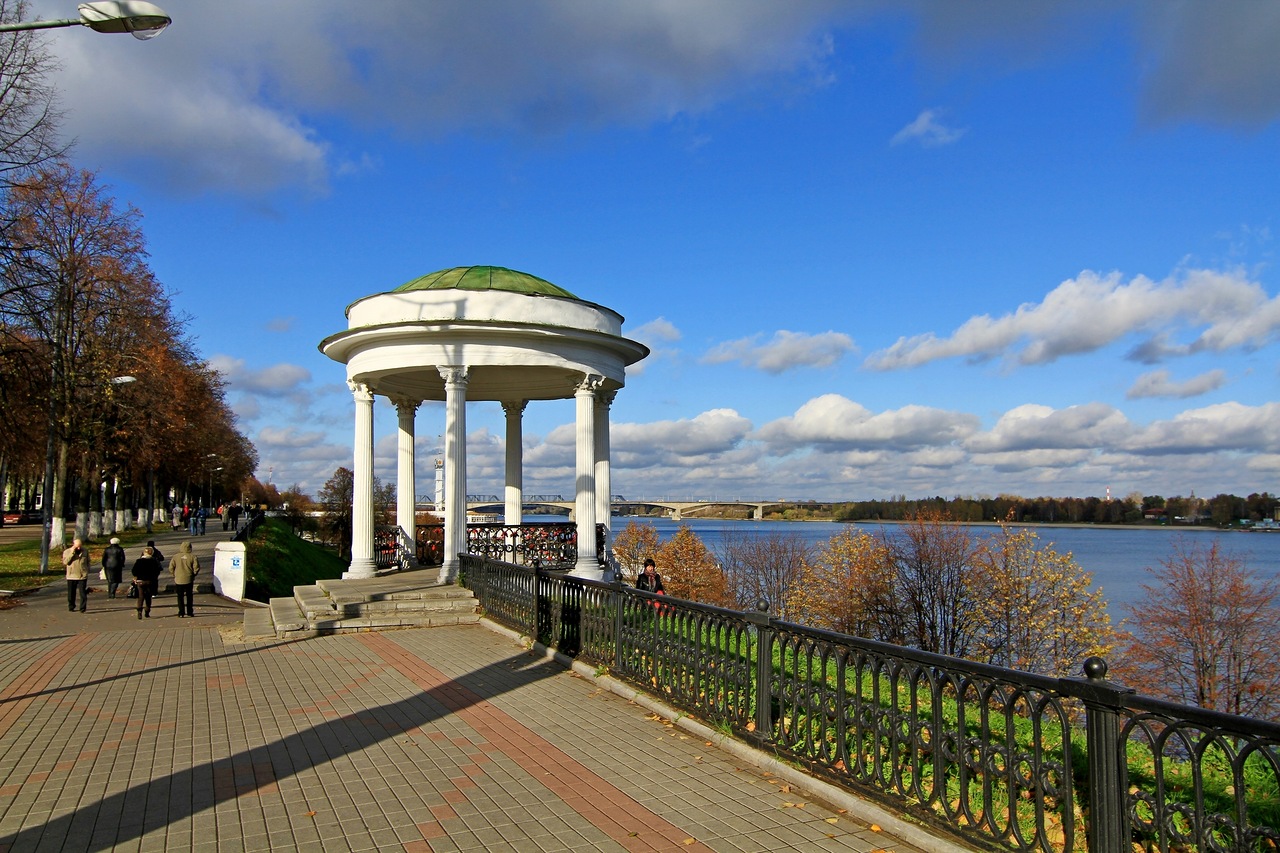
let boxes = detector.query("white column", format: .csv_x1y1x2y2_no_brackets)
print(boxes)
594,390,615,558
439,366,469,584
392,396,420,568
345,380,377,579
502,400,526,526
571,374,603,577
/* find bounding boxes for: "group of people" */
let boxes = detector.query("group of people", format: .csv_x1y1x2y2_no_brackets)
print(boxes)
170,501,243,536
62,536,201,619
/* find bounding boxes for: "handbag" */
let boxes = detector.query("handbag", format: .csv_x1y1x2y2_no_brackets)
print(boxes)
127,582,138,599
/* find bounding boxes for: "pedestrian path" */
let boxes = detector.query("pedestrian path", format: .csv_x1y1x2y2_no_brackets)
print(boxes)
0,602,964,851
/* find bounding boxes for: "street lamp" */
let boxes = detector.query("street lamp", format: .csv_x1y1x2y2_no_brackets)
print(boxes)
0,2,170,38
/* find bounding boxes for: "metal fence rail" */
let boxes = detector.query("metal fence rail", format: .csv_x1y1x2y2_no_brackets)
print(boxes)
461,554,1280,853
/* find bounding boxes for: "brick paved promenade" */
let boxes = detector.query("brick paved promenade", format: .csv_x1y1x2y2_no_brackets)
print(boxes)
0,529,961,852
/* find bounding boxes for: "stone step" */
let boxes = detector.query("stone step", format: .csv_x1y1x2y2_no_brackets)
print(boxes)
243,608,276,639
268,596,306,633
307,612,480,633
294,585,338,618
326,586,476,604
337,597,478,616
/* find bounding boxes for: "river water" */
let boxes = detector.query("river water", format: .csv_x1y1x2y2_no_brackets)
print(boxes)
595,516,1280,621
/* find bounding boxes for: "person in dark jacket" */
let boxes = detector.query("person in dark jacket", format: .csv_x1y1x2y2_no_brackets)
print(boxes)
636,558,664,593
101,537,126,598
130,546,163,619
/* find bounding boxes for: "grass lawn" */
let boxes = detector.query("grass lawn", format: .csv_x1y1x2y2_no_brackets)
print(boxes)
0,526,161,593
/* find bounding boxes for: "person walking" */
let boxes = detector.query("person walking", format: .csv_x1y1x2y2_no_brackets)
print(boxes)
198,505,207,535
169,541,200,618
130,546,163,619
63,538,91,612
188,505,198,536
101,537,126,599
147,540,165,566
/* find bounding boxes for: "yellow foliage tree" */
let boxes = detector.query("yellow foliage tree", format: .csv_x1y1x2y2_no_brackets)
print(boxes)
786,528,899,639
611,520,661,582
972,524,1117,677
656,524,730,606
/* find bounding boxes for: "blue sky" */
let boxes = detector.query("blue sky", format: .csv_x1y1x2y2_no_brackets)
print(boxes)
30,1,1280,502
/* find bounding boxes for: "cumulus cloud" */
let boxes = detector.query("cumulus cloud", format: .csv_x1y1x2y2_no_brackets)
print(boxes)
964,403,1132,453
632,317,682,344
890,108,966,147
1126,402,1280,454
755,394,980,451
866,268,1280,370
702,330,854,373
1126,369,1228,400
209,356,312,396
37,0,848,196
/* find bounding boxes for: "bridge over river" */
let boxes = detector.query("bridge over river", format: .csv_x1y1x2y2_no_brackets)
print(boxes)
416,495,783,520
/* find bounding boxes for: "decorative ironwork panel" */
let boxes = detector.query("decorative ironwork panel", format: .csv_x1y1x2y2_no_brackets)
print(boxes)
641,597,755,731
1120,698,1280,853
461,555,534,634
770,624,1077,853
415,523,444,566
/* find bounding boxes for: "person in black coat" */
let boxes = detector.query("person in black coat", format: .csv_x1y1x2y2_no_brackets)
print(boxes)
101,537,126,599
131,546,163,619
636,558,664,593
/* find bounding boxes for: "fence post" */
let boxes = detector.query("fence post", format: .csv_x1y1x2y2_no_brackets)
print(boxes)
745,598,773,744
1066,656,1134,853
531,560,542,639
613,577,624,672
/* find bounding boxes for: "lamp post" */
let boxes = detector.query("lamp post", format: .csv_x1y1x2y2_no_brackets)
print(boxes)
0,2,170,38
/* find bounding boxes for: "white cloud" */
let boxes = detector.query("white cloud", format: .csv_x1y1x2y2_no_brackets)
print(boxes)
1126,369,1228,399
632,317,682,344
890,108,966,147
755,394,980,451
702,330,854,373
866,268,1280,370
965,403,1132,453
37,0,850,196
1126,402,1280,454
209,356,312,396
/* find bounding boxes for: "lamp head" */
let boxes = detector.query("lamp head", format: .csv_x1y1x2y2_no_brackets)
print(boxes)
78,1,170,39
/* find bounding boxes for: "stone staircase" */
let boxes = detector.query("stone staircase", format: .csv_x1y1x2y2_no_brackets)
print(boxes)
243,567,479,639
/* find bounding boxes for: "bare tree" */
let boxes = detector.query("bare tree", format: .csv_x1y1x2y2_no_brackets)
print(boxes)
889,508,985,657
1118,540,1280,720
0,1,63,201
718,529,809,619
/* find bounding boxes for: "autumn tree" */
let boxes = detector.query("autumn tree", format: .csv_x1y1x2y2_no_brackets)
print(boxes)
318,467,354,558
611,520,660,582
278,484,317,537
656,524,730,606
786,528,899,639
1117,540,1280,720
718,530,809,620
971,525,1117,677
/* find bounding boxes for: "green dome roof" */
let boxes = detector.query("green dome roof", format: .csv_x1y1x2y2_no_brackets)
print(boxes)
393,266,578,299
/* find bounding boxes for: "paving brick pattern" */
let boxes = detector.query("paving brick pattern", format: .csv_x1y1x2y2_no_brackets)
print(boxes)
0,618,938,852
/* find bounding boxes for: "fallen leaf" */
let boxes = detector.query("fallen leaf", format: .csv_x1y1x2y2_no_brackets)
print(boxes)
869,824,882,832
825,818,838,824
305,811,316,818
682,839,695,845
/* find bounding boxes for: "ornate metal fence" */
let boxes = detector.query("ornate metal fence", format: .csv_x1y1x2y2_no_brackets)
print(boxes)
460,554,1280,853
415,521,606,568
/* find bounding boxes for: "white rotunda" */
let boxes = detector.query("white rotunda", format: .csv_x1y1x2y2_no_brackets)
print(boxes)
320,266,649,582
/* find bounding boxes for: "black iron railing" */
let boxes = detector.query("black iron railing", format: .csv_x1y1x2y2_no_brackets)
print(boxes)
413,522,606,569
461,554,1280,853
